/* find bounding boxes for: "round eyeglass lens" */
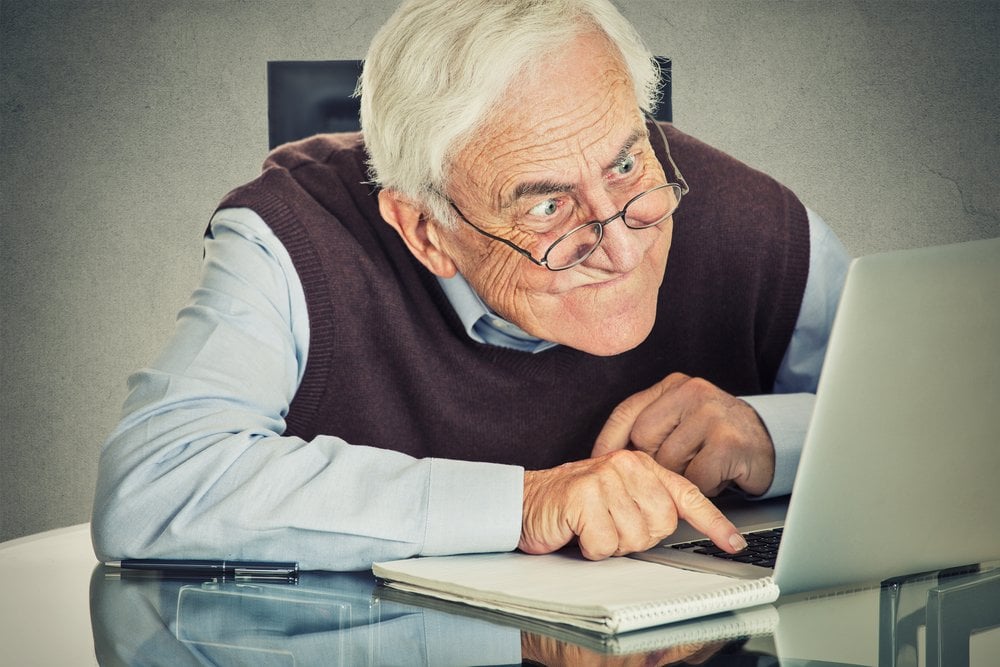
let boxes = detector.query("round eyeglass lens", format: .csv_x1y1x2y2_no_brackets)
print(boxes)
624,184,682,228
545,223,602,269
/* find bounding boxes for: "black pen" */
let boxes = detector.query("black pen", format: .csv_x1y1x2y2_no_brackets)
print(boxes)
105,558,300,582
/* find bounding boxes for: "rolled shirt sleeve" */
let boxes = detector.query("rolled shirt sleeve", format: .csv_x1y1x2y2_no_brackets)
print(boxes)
92,207,523,571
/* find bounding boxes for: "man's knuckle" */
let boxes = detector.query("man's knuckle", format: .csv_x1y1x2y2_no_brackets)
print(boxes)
606,404,631,426
650,508,678,539
686,376,717,398
706,511,731,534
613,391,650,420
580,536,616,561
677,479,709,508
713,422,743,448
606,448,640,466
574,474,604,499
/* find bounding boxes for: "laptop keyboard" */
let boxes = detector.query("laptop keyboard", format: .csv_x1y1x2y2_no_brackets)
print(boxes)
668,527,783,569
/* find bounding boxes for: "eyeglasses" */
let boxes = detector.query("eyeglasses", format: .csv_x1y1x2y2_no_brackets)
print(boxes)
450,182,685,271
448,123,689,271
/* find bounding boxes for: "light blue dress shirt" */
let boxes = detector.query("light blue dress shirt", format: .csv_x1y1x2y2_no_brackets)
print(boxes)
92,206,849,571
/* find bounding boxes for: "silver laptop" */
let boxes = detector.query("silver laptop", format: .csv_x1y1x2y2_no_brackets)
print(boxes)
633,237,1000,595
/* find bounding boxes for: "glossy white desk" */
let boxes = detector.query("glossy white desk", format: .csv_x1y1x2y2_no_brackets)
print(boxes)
2,523,998,666
0,524,99,666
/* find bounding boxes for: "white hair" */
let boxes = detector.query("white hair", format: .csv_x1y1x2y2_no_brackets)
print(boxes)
357,0,662,227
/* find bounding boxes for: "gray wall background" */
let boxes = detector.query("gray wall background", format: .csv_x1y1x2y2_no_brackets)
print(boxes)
2,1,998,542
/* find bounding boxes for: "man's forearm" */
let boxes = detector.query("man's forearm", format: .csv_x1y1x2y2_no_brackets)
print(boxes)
92,389,523,569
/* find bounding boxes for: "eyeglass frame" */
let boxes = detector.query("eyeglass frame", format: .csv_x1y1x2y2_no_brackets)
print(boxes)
445,118,690,271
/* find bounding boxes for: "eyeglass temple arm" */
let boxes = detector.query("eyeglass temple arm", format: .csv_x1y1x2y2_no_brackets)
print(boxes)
447,202,547,267
648,114,689,195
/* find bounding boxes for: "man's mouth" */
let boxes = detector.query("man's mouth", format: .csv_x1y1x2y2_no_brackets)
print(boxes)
580,266,636,290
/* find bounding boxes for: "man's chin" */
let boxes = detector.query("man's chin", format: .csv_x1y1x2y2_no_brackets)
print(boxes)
559,312,657,356
527,268,664,355
580,331,652,357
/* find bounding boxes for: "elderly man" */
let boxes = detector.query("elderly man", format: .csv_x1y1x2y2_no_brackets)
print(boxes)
92,0,849,571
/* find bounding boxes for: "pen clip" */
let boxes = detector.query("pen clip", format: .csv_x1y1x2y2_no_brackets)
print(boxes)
233,565,300,583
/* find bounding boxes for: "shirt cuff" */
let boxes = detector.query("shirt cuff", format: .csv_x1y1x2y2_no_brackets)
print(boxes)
422,458,524,556
740,393,816,499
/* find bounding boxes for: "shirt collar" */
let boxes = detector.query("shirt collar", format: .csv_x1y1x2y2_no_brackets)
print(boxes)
436,273,558,354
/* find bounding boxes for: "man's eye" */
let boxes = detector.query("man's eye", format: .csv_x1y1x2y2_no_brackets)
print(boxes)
613,153,637,176
528,199,559,217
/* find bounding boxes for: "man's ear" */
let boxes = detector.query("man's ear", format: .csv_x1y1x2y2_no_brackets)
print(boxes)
378,190,458,278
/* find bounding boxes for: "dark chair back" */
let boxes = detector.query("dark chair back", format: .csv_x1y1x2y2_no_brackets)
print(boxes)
267,57,671,149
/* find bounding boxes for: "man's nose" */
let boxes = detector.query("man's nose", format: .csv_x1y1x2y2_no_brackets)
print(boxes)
583,195,646,272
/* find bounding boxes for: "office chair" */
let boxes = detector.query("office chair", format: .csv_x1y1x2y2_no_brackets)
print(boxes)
267,57,671,149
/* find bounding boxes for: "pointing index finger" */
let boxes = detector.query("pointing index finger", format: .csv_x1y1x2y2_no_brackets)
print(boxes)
658,466,747,553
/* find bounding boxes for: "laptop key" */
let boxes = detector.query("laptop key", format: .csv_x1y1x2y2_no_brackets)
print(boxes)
732,554,768,564
669,528,784,566
693,546,727,556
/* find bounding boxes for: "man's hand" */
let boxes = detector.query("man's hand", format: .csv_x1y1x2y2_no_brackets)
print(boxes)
521,629,727,666
592,373,775,496
518,450,747,560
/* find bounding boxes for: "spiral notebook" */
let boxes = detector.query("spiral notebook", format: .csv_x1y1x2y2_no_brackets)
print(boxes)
373,549,778,634
377,582,779,655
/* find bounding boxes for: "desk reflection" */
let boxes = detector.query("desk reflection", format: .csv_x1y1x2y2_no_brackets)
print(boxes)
89,564,999,666
89,566,772,666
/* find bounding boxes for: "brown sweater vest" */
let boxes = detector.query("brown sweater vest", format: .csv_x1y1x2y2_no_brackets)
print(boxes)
217,123,809,470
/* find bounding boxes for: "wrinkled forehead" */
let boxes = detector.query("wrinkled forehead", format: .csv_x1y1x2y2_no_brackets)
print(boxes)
447,31,645,204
